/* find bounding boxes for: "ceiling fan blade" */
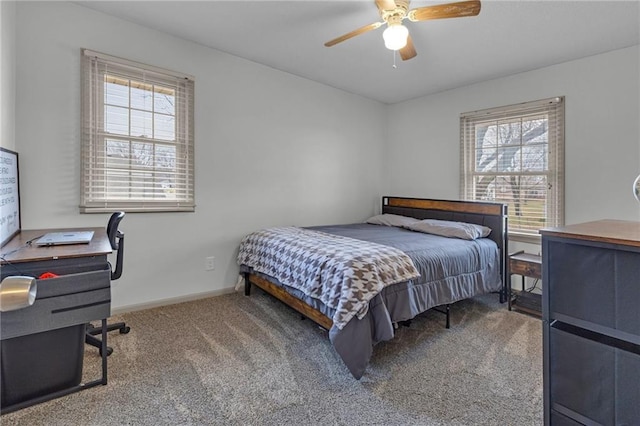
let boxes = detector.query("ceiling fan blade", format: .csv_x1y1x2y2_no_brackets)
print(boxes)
376,0,397,12
324,22,384,47
408,0,481,22
399,35,417,60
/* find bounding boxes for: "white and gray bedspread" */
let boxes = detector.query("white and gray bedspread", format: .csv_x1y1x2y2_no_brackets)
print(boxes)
237,226,420,329
239,223,502,379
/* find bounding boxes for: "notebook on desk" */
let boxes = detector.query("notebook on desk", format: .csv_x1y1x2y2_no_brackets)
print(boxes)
34,231,95,247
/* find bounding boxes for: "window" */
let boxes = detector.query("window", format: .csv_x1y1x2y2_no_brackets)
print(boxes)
81,49,195,213
460,97,564,241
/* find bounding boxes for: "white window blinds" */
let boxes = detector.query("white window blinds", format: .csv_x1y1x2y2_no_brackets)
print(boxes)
81,49,195,213
460,97,564,239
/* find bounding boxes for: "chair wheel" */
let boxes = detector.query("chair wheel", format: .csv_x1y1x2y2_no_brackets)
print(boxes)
100,346,114,357
119,326,131,334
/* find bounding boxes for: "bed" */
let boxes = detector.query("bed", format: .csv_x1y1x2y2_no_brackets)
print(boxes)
238,196,508,379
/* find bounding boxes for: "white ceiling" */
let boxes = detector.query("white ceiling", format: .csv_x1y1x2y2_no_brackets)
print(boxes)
75,0,640,104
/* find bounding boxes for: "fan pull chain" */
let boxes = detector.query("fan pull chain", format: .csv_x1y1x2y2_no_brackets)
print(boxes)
393,50,398,69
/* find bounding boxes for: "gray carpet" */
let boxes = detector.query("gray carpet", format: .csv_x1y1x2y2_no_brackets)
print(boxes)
2,290,543,425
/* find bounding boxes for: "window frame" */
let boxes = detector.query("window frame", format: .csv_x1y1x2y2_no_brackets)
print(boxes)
80,49,195,213
460,97,565,243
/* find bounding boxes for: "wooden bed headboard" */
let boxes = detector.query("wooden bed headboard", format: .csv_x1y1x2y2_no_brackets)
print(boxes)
382,196,509,302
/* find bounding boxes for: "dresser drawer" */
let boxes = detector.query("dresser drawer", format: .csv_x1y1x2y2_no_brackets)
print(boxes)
547,240,640,334
549,327,640,425
0,267,111,339
510,256,542,279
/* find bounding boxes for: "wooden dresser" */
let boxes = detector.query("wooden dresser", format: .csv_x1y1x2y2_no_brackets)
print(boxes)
540,220,640,425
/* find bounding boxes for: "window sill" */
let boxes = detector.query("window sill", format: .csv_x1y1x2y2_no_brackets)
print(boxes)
80,206,195,213
508,232,541,245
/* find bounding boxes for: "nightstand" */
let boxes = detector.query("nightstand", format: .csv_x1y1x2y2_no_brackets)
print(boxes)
508,250,542,317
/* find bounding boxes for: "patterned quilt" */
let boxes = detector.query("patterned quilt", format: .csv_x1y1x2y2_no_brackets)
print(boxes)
237,226,420,329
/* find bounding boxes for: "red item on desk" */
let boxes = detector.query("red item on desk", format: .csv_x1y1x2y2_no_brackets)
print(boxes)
38,272,59,279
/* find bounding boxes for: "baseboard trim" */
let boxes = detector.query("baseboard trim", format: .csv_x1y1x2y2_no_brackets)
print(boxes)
111,286,237,315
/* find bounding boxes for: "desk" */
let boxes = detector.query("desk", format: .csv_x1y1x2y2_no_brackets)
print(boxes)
0,227,113,414
1,227,112,265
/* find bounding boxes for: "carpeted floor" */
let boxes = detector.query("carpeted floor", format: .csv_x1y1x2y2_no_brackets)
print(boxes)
2,290,543,425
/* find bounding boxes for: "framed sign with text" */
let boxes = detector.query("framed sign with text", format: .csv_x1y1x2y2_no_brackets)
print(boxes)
1,147,20,247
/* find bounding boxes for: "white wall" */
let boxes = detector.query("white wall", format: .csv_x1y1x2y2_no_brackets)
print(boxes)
14,2,386,311
13,2,640,311
386,46,640,237
1,1,16,150
386,47,639,293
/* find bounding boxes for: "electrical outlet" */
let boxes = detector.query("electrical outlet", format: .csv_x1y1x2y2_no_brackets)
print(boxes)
205,256,215,271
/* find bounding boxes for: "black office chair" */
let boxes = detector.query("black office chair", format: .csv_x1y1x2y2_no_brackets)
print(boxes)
85,212,130,356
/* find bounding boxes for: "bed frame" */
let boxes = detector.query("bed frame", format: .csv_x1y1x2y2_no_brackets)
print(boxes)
243,196,508,331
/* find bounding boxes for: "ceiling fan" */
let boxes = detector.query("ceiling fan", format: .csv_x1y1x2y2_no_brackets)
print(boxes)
324,0,481,61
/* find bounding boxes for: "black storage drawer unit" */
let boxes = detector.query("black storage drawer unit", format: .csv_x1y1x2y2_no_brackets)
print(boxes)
541,220,640,426
0,264,111,411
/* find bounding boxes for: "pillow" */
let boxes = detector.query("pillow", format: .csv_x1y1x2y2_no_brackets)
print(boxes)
365,213,420,228
405,219,492,240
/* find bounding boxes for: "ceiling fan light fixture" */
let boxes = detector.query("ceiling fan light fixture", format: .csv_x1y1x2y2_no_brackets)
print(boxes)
382,24,409,51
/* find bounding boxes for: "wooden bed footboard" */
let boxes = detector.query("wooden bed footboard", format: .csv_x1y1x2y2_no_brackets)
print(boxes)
244,273,333,330
242,196,508,330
